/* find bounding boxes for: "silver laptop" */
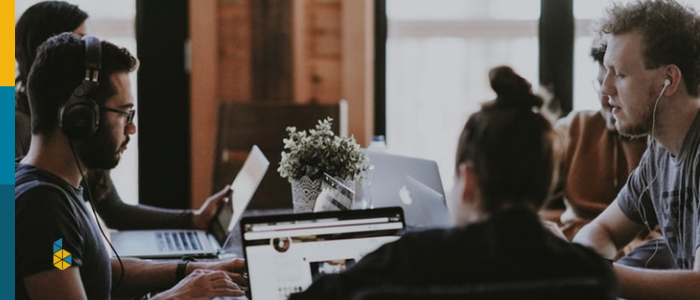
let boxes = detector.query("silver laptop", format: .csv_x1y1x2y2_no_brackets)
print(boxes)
111,145,270,259
365,151,451,229
241,207,405,300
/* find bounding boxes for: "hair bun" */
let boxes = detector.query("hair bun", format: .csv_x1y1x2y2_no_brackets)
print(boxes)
488,66,543,110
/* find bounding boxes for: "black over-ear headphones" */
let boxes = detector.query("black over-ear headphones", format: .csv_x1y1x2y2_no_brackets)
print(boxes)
58,35,102,140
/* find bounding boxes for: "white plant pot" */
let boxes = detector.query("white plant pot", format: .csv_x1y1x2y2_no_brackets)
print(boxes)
290,176,322,213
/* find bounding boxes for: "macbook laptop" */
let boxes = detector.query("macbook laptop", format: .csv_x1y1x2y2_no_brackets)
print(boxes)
110,145,270,259
365,151,451,229
241,207,405,300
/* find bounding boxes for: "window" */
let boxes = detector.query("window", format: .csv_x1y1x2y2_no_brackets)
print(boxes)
385,0,700,192
385,0,540,191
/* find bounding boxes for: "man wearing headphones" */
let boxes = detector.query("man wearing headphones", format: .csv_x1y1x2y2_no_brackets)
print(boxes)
572,1,700,299
15,33,246,300
15,1,230,232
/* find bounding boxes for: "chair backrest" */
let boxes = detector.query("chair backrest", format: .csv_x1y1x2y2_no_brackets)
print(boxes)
350,277,615,300
212,100,346,210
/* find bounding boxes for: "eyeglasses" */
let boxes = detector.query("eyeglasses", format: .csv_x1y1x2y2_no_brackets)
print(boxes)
103,106,136,125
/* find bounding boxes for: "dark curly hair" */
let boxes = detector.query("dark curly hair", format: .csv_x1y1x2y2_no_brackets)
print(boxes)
596,0,700,96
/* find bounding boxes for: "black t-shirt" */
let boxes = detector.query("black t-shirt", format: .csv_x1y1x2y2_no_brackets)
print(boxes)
16,163,111,300
290,208,617,300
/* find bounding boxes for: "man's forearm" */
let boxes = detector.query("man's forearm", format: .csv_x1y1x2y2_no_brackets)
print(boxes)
572,222,621,259
110,258,178,298
615,265,700,300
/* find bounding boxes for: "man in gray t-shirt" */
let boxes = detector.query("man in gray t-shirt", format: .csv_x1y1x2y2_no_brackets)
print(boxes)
617,113,700,270
571,1,700,299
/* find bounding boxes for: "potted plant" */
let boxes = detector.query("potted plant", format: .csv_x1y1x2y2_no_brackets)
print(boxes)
278,117,368,212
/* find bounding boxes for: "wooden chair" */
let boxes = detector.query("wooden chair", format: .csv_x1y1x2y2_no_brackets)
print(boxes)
212,100,347,210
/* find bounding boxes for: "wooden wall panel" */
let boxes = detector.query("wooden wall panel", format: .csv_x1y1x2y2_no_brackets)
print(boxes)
307,2,341,58
308,59,342,104
295,0,342,104
250,0,293,102
190,0,219,210
190,0,373,207
218,0,251,102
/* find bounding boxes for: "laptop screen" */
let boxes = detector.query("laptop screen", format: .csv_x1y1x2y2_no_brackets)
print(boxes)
364,151,450,229
241,207,405,300
210,145,270,247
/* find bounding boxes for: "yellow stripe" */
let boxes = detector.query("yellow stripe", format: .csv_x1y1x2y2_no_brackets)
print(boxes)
1,1,14,86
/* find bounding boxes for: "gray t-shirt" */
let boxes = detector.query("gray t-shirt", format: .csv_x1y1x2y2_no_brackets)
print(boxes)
618,111,700,269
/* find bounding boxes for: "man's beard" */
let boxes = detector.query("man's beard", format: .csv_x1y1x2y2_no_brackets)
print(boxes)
74,125,124,170
617,89,656,138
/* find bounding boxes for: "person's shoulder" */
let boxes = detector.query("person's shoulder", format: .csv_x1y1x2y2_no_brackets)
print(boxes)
15,185,80,232
400,227,462,244
357,228,457,264
557,110,602,129
556,110,607,144
16,166,75,207
16,183,72,208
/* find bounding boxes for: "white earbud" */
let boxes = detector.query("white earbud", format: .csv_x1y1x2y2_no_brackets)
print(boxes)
658,79,671,99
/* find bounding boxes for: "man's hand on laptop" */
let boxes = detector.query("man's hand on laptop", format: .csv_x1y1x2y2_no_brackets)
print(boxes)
193,185,232,230
154,268,245,300
189,258,249,289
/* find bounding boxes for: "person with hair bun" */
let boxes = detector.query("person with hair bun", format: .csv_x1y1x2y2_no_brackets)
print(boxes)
288,66,617,300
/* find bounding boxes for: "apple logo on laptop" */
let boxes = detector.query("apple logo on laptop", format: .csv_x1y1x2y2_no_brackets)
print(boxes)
399,186,412,205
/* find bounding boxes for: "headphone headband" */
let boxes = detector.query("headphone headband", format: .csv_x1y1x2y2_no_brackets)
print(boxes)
83,36,101,81
58,35,102,140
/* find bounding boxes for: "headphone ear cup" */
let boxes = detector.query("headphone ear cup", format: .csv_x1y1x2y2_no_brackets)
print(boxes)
60,35,101,141
59,81,100,141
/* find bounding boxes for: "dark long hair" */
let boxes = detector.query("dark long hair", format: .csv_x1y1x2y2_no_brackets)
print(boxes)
15,1,88,114
455,66,559,213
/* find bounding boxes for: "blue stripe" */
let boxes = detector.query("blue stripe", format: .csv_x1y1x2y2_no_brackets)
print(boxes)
0,86,12,184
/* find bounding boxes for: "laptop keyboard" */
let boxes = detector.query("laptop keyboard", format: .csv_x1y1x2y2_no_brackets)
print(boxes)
156,232,204,252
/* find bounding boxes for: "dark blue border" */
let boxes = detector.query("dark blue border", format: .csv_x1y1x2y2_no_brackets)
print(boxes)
2,86,14,296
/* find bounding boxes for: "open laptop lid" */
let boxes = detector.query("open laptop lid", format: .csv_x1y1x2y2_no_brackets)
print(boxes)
241,207,405,300
210,145,270,247
404,175,451,228
110,145,269,259
364,151,449,229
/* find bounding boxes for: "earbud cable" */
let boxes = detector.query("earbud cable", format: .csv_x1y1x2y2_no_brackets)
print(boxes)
635,82,669,268
68,141,125,292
